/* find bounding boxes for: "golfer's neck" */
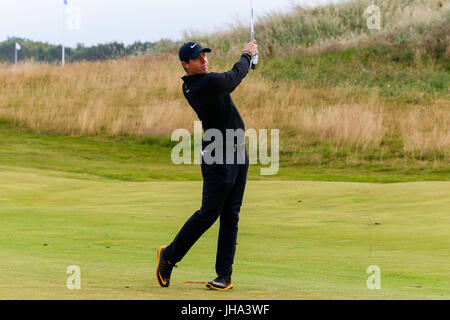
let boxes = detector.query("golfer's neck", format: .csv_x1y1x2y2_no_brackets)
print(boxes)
187,72,207,76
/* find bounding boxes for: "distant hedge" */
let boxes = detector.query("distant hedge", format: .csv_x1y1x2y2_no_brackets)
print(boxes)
0,37,179,64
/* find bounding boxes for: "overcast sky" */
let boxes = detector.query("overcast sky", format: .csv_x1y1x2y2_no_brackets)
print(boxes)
1,0,344,47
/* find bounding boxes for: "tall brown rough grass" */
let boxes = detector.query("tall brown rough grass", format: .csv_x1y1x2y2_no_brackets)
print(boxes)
0,56,196,136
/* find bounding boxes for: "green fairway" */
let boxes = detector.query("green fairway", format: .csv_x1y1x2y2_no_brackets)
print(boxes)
1,0,449,302
0,166,448,299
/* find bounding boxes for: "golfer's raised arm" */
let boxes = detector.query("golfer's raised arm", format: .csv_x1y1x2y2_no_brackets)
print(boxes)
209,40,258,94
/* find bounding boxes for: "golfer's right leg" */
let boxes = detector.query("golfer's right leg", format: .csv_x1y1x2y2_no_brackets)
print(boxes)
163,164,232,265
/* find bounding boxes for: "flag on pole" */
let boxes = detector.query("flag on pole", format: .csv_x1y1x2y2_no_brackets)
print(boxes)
15,42,21,50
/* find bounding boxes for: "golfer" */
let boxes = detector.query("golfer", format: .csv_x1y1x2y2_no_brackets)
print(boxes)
156,40,258,291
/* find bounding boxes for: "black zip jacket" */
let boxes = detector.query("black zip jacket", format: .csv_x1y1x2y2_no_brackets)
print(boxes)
181,53,252,138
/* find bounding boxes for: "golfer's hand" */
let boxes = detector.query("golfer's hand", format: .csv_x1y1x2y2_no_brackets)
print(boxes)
244,40,258,57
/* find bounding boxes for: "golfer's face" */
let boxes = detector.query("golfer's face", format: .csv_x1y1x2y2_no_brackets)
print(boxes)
188,52,208,74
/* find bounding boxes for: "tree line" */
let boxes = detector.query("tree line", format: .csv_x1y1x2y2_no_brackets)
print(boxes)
0,37,178,64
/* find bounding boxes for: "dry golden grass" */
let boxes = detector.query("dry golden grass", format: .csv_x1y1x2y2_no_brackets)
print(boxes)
0,55,448,161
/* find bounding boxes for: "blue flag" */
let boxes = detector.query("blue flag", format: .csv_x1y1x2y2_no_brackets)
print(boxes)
64,0,67,4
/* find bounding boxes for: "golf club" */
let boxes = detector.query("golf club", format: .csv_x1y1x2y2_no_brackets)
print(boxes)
250,0,258,69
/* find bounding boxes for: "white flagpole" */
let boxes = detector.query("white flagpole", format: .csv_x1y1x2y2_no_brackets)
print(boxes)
62,1,65,67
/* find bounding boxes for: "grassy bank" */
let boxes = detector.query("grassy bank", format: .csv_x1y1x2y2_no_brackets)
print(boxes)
0,56,448,166
192,0,449,62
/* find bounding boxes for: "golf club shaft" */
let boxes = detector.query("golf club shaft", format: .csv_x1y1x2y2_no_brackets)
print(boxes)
251,0,257,70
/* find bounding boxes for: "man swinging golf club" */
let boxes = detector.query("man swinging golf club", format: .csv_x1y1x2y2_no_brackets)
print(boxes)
156,39,258,291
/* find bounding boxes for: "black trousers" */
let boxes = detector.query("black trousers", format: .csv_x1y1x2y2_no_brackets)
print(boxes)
164,145,249,277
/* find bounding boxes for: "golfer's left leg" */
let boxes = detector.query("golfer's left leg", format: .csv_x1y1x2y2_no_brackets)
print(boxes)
215,151,249,278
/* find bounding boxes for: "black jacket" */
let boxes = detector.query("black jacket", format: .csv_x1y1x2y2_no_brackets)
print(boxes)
181,53,252,136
